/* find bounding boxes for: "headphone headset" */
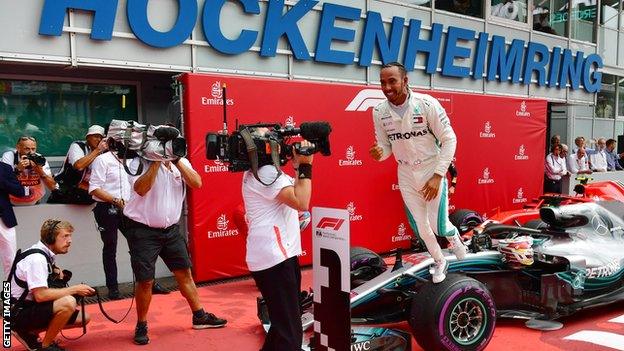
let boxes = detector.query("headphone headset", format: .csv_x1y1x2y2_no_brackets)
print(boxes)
43,220,61,245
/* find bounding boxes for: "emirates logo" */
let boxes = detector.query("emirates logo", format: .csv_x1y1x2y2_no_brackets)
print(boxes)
204,160,228,173
285,116,296,127
216,214,229,231
347,201,355,216
392,222,410,242
515,144,529,160
398,223,406,236
516,101,531,117
211,81,223,98
208,213,239,239
347,201,363,221
480,121,495,138
339,146,362,166
513,187,527,203
346,146,355,161
202,81,234,106
478,167,495,184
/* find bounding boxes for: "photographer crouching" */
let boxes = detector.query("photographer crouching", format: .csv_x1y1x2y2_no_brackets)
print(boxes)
8,219,95,351
243,137,315,351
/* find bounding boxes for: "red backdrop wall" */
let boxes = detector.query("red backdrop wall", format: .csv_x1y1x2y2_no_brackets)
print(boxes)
178,73,547,282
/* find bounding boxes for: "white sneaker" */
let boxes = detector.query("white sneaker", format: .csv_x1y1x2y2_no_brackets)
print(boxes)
430,258,449,284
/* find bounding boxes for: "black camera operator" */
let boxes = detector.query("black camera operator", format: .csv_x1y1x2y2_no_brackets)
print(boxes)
1,136,56,206
242,132,314,351
8,219,94,351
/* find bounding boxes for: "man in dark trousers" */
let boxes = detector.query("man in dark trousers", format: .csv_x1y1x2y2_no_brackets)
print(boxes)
0,161,26,279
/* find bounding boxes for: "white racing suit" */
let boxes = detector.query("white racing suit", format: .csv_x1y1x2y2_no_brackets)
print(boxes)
373,92,460,262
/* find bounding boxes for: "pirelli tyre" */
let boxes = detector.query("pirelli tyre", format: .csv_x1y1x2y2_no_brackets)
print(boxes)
409,274,496,351
350,247,387,288
449,209,483,234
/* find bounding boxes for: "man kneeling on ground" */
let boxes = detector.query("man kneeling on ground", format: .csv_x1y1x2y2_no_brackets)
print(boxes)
9,219,95,351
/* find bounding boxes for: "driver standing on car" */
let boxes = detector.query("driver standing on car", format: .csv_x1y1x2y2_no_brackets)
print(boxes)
369,62,466,284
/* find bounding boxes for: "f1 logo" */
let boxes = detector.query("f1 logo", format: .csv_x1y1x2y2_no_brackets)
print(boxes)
317,217,345,230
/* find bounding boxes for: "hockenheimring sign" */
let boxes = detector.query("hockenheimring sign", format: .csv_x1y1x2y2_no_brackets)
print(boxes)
38,0,603,93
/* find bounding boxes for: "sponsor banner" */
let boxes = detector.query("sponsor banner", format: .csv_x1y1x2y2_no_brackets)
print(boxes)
180,73,546,281
312,208,351,351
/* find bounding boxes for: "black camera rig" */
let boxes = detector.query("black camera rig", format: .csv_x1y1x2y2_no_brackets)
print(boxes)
205,85,332,185
206,122,331,171
25,152,46,166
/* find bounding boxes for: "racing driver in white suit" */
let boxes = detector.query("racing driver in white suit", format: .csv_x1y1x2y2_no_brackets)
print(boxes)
369,62,466,283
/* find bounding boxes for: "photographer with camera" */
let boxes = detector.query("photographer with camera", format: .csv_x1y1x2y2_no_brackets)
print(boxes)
122,155,227,345
48,125,108,204
243,134,314,351
1,136,56,206
8,219,95,351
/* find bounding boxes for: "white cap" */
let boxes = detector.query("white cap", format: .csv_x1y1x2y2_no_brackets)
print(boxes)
86,125,105,137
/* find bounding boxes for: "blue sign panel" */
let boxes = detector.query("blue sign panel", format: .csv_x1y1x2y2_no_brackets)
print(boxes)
38,0,603,93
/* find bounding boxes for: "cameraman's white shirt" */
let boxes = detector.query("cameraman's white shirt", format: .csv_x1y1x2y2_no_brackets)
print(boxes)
242,165,301,272
123,158,191,228
11,241,54,301
88,152,131,202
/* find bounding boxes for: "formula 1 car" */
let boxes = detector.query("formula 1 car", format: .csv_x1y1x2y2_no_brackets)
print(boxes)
259,200,624,350
449,178,624,238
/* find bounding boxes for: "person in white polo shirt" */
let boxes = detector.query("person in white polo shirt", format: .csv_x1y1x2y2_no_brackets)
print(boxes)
88,140,131,301
243,137,314,351
122,154,226,345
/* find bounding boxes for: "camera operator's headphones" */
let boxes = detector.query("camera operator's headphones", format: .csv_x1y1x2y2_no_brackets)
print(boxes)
43,220,62,245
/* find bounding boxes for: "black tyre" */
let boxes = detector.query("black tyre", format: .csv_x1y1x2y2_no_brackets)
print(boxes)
524,219,548,230
409,274,496,351
449,209,483,234
350,247,387,288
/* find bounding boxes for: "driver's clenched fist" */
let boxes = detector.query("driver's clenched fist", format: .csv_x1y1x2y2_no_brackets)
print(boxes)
369,144,383,161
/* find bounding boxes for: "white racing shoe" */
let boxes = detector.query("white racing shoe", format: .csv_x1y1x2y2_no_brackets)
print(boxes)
430,258,449,284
